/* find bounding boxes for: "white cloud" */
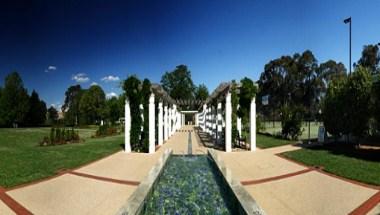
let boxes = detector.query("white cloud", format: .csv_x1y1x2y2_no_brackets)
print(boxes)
106,92,118,98
90,82,98,86
101,75,120,82
45,65,57,73
72,73,90,83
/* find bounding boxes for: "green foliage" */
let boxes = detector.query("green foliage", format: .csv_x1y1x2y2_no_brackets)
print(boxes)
0,72,30,127
102,97,121,125
322,66,373,140
161,65,195,101
141,79,151,152
95,124,118,137
62,85,83,126
345,66,373,138
373,81,380,132
194,84,209,101
41,127,80,146
26,90,47,126
322,77,347,137
231,81,239,145
79,85,106,125
281,104,304,140
358,44,380,75
47,106,59,125
123,75,151,152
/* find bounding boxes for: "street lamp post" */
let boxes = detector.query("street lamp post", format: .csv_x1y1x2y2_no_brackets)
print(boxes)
344,17,352,74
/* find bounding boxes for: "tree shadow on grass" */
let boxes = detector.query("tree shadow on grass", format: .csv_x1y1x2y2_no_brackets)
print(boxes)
300,141,380,162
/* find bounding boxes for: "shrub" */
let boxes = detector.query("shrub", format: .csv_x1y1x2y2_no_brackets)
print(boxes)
281,104,304,140
40,127,81,146
322,66,372,142
95,124,118,137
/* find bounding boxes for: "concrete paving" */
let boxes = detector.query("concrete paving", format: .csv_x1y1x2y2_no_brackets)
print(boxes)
1,125,379,214
368,203,380,215
245,171,377,215
0,200,15,215
8,174,136,215
76,151,162,182
218,150,307,181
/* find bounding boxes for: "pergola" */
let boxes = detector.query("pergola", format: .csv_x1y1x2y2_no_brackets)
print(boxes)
124,82,256,153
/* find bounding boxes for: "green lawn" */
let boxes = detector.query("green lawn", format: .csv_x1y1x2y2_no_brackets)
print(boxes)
283,145,380,186
262,121,322,140
0,127,123,188
256,134,295,148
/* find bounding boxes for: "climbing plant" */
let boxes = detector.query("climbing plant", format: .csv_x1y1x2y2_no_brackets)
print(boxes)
123,75,152,152
231,80,239,146
141,79,151,152
237,77,258,143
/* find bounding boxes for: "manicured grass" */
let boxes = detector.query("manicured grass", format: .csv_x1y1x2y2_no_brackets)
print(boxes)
283,145,380,186
0,128,123,188
256,134,295,148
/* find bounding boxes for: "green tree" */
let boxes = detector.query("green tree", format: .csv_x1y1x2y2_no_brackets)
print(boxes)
62,85,83,125
79,85,106,124
345,66,373,139
47,106,59,125
0,72,30,127
161,65,195,100
322,76,347,138
194,84,209,101
373,80,380,132
358,44,380,75
322,66,372,142
103,97,121,124
26,90,47,126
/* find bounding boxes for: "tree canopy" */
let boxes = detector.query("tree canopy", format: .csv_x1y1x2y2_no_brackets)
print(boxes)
26,90,47,126
161,65,195,100
62,85,83,125
194,84,209,101
357,44,380,75
79,85,106,124
0,72,30,127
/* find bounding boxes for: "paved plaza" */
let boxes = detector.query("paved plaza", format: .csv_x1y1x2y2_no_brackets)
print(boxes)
0,125,379,214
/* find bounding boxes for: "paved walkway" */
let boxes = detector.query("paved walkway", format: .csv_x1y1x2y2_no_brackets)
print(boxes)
0,126,200,215
1,125,379,214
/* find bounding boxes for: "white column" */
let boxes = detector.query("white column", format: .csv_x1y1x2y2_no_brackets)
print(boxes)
250,97,256,151
208,107,212,135
217,102,222,145
195,113,198,126
164,105,168,141
182,114,185,126
225,92,232,152
168,107,172,138
158,102,163,146
202,104,207,131
124,98,131,153
148,94,155,153
173,105,177,132
237,117,242,137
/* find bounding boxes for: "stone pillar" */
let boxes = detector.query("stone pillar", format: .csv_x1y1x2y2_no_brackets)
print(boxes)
217,102,222,145
148,94,155,153
195,113,198,126
124,98,131,153
182,114,185,126
158,102,163,146
164,105,168,141
250,97,256,151
225,92,232,152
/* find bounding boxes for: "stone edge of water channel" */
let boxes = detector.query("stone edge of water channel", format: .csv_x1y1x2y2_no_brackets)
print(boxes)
208,149,266,215
115,148,173,215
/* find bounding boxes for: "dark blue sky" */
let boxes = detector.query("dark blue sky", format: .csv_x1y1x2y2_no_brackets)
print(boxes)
1,0,379,109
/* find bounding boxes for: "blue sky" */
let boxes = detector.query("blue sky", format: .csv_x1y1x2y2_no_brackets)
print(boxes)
0,0,379,109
